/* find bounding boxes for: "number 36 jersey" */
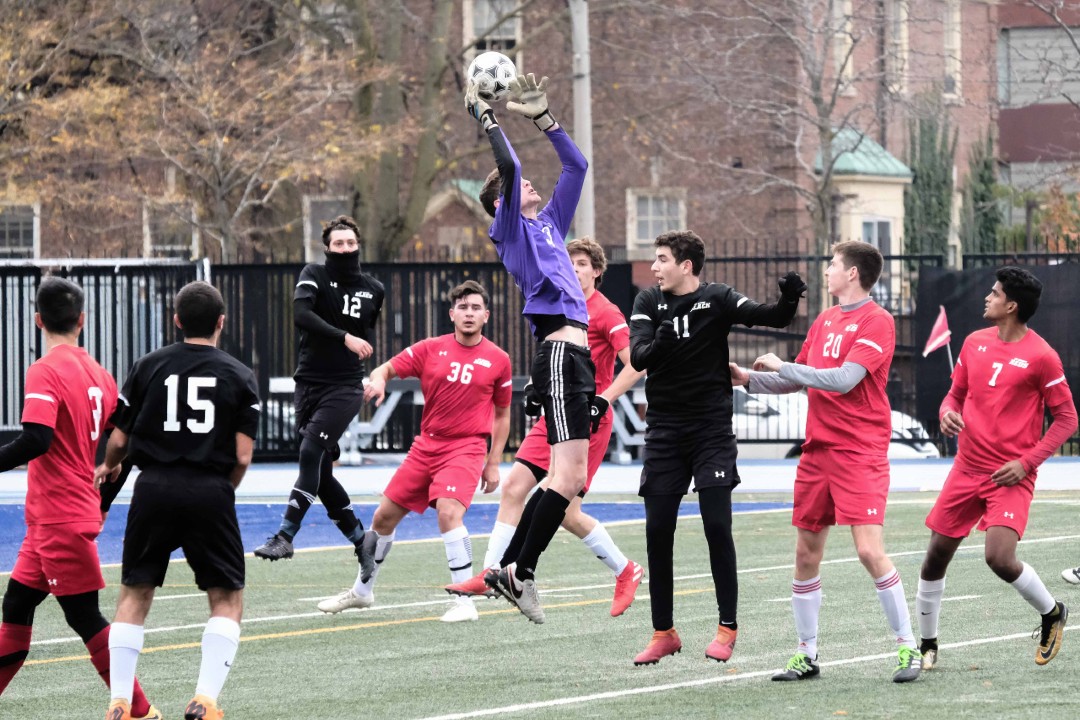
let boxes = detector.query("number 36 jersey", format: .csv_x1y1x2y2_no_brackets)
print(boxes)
21,345,118,526
294,263,386,385
114,343,261,477
796,300,895,455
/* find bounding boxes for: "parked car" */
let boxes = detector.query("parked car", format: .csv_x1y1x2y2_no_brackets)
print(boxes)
732,385,940,459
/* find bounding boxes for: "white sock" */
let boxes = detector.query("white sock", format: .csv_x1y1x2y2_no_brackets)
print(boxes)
581,524,628,575
442,525,473,584
353,530,395,595
1011,562,1056,615
791,576,822,659
483,521,516,570
915,577,946,640
194,617,240,701
108,622,144,702
875,568,916,649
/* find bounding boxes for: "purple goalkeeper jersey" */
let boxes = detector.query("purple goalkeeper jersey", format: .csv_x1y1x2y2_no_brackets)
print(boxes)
487,126,589,337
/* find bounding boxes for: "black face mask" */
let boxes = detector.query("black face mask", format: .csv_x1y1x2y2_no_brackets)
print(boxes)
324,249,361,280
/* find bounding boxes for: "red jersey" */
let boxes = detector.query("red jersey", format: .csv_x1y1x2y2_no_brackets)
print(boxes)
20,345,118,526
943,327,1076,475
390,334,512,439
586,290,630,394
795,300,895,456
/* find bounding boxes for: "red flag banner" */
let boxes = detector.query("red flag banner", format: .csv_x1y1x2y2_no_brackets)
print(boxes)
922,305,951,357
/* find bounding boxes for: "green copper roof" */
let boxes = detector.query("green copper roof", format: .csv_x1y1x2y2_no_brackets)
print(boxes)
817,127,913,179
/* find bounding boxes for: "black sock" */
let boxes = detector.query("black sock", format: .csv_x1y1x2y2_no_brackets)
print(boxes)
513,490,570,581
318,467,363,543
499,488,545,568
700,485,738,628
644,493,681,631
282,438,325,533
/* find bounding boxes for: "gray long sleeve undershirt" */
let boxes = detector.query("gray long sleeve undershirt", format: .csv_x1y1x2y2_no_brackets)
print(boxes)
747,361,868,394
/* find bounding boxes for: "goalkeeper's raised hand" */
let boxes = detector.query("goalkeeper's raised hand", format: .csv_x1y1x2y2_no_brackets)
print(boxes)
506,73,556,131
465,83,498,132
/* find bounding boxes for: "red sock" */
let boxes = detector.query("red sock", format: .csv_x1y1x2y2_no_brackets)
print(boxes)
0,622,33,695
85,626,152,716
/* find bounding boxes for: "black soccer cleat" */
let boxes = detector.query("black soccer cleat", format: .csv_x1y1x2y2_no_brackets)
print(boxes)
356,529,377,583
1035,601,1068,665
254,532,294,561
772,652,820,681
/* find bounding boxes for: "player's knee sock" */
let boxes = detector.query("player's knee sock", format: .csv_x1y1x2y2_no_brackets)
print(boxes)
498,489,544,568
644,494,681,631
915,577,946,640
791,576,822,659
874,569,916,649
106,623,143,703
281,438,325,537
483,521,517,570
353,531,394,595
581,523,628,575
318,473,364,543
0,622,32,695
700,486,738,629
1010,562,1056,615
195,617,240,701
442,526,473,584
513,490,570,581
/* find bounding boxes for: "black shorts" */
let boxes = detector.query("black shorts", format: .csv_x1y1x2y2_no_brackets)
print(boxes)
121,466,245,591
295,381,364,451
639,418,741,497
532,340,595,445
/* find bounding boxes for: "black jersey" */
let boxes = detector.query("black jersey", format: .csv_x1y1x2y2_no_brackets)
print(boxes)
293,263,385,385
629,282,797,423
114,342,261,477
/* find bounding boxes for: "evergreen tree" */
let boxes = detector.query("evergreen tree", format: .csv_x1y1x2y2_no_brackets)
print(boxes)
959,127,1003,253
904,97,957,258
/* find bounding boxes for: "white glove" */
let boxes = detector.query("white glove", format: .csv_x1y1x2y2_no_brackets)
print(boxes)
506,74,556,131
465,83,498,132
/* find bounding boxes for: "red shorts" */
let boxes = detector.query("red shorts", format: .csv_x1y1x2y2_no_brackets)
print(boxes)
383,435,488,514
792,448,890,532
11,521,106,596
926,466,1035,539
512,412,613,493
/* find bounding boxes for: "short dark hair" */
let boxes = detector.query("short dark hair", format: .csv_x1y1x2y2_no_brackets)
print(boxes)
448,279,489,308
566,237,607,288
321,215,361,247
996,265,1042,322
175,281,225,339
832,240,883,290
480,169,501,218
655,231,705,276
36,276,84,334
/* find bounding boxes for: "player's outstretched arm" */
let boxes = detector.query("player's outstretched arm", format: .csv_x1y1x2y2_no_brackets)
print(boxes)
363,361,396,407
733,272,806,329
0,422,52,473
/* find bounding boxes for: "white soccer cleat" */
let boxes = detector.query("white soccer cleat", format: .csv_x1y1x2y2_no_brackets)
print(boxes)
1062,567,1080,585
440,597,479,623
317,589,374,614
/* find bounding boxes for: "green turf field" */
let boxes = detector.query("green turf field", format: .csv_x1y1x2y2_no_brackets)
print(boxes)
5,492,1080,719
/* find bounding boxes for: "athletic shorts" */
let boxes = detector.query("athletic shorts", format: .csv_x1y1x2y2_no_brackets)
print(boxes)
122,466,245,591
925,466,1036,540
11,521,105,596
383,435,488,514
295,380,364,451
639,418,740,497
792,447,889,532
531,341,595,444
514,411,614,494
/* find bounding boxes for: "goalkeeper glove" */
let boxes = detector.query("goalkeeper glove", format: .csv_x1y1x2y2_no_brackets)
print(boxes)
465,83,498,132
778,271,807,301
523,380,542,418
506,74,556,132
589,396,609,433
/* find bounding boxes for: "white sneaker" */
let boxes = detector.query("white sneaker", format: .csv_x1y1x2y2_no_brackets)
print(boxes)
440,597,479,623
1062,567,1080,585
317,589,374,614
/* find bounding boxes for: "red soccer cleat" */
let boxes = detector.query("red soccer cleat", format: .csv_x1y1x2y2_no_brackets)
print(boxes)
445,569,496,598
611,561,644,617
633,628,682,665
705,625,738,662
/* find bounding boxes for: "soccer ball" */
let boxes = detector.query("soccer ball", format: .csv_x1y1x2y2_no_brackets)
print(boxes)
467,51,517,103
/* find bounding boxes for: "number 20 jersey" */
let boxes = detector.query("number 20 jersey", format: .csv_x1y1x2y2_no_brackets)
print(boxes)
114,343,261,477
21,345,118,526
795,300,895,456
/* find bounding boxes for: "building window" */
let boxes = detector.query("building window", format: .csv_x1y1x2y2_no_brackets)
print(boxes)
626,189,686,252
303,195,351,260
143,201,197,259
833,0,854,90
944,0,962,98
464,0,522,66
885,0,909,94
0,204,38,259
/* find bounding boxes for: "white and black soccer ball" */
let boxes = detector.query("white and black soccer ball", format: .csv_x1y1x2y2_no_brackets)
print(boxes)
466,51,517,103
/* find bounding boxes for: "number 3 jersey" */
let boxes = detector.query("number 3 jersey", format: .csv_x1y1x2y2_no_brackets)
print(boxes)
389,334,512,439
796,300,895,456
294,263,385,385
20,345,118,526
114,343,261,477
